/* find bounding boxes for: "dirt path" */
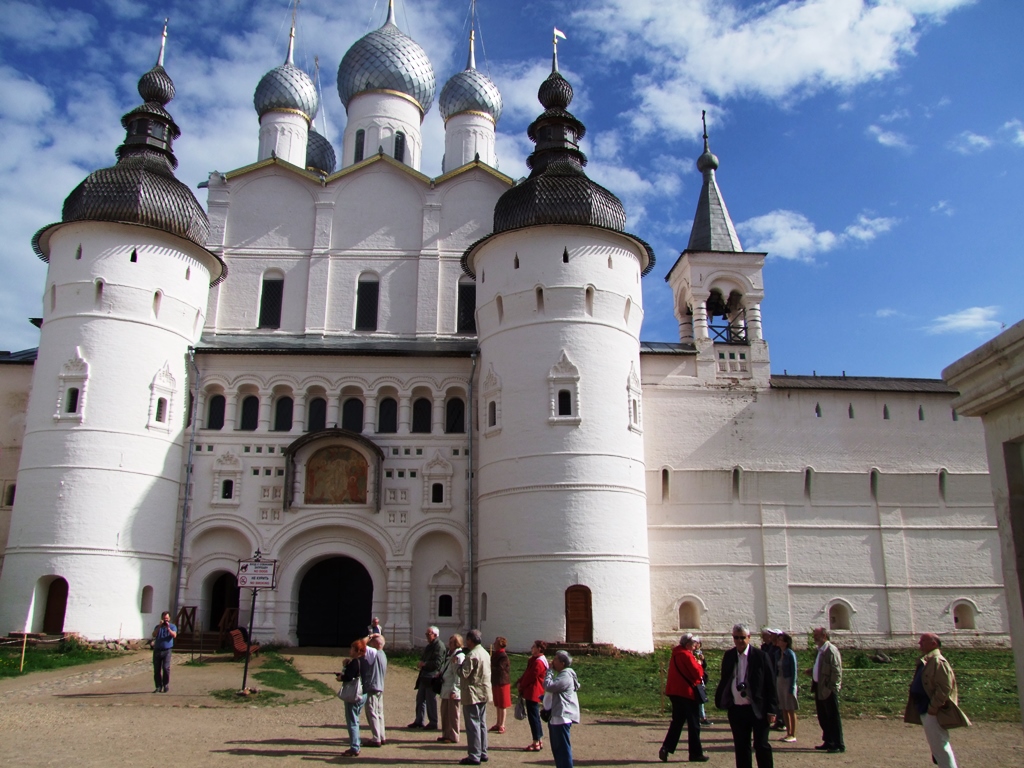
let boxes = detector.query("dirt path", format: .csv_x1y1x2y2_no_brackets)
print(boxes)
0,649,1020,767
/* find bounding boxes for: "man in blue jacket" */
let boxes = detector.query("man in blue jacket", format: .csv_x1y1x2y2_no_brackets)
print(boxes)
151,611,177,693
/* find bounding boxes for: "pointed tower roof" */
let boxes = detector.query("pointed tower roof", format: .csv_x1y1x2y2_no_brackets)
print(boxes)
686,112,742,252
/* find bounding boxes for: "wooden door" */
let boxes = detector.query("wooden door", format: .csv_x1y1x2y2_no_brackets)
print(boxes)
43,578,68,634
564,585,593,643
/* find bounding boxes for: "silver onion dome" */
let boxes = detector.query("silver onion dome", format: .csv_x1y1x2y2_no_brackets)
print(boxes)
336,3,435,115
439,34,502,123
254,27,318,121
306,127,337,175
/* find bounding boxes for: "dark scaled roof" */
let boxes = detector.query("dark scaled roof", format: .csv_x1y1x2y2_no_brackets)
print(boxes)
32,39,222,282
336,3,435,115
475,56,653,275
306,127,337,174
686,132,742,252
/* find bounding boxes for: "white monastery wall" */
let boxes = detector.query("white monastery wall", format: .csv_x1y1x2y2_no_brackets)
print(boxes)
0,363,31,576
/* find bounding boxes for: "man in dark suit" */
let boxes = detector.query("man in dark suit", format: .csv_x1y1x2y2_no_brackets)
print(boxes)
715,623,777,768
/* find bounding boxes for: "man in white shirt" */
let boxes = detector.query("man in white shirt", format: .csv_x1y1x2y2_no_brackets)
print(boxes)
714,623,777,768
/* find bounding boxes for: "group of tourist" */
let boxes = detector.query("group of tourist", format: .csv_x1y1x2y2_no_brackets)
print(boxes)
334,623,580,767
659,624,967,768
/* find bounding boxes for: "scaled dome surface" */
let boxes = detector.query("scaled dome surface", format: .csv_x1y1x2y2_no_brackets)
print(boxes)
306,128,337,174
337,13,436,115
254,62,319,121
439,67,502,123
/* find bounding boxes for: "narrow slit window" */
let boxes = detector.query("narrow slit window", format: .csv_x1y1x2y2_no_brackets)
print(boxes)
585,286,594,316
918,405,925,421
155,397,167,423
130,248,138,263
66,387,80,414
259,277,284,329
487,400,496,428
514,254,519,269
457,283,476,333
814,402,822,418
661,468,670,502
883,404,890,420
394,131,406,163
75,244,83,260
562,247,569,264
536,287,544,313
354,129,365,163
153,291,162,318
355,277,379,331
848,403,854,419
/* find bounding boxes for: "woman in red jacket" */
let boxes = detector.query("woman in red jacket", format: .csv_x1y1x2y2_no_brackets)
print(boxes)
516,640,549,751
660,633,709,763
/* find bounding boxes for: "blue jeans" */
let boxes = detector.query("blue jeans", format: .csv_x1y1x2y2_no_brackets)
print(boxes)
345,695,366,751
549,722,573,768
463,701,488,761
153,649,171,690
525,699,544,742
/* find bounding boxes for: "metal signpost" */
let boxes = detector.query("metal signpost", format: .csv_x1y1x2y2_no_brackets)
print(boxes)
237,549,277,694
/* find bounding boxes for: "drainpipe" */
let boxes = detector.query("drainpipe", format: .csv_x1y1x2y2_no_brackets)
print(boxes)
174,348,200,617
467,350,478,627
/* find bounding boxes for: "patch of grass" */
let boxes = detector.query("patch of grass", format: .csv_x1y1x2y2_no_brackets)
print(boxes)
183,658,209,667
0,642,117,679
253,653,334,696
500,647,1020,723
210,688,285,705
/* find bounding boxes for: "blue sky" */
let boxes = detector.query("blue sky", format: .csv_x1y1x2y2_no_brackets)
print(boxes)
1,0,1021,378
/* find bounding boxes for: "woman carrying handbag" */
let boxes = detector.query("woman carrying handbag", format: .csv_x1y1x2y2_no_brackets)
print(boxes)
659,633,709,763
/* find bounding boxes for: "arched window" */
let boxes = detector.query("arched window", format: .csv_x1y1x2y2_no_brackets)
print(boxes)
206,394,225,430
239,395,259,431
438,594,453,618
585,286,594,316
536,286,545,313
939,469,948,502
487,400,497,428
394,131,406,163
307,397,327,431
953,602,976,630
140,585,154,613
221,479,234,500
354,128,365,163
273,397,293,432
445,398,465,433
457,282,476,333
378,397,398,433
355,276,379,331
412,398,432,433
678,601,701,630
259,275,284,329
883,404,890,420
732,467,741,499
829,602,851,630
432,483,444,503
342,398,364,432
557,389,572,416
804,467,813,499
153,291,162,318
919,405,925,421
814,402,822,418
661,468,670,502
848,403,855,419
870,469,879,501
562,247,569,264
155,397,167,423
496,294,504,324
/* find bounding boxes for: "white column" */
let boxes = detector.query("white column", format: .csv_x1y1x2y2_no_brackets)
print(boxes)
691,300,710,340
258,391,272,432
258,112,309,167
745,302,764,341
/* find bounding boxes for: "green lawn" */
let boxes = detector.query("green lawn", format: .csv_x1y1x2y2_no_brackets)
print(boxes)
391,647,1021,723
0,638,118,679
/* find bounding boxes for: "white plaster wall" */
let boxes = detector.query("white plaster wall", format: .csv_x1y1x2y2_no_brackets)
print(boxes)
257,111,309,167
443,113,496,171
0,363,32,577
342,93,423,170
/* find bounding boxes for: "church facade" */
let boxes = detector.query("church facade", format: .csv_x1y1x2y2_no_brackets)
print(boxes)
0,9,1009,651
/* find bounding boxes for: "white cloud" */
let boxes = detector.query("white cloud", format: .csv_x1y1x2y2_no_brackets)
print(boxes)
930,200,954,216
0,1,95,50
928,306,1001,335
948,130,993,154
737,209,898,261
572,0,975,135
1002,119,1024,147
879,108,910,122
867,124,911,149
875,308,899,318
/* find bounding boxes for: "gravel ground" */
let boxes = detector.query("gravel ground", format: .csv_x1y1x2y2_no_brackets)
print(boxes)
0,649,1020,767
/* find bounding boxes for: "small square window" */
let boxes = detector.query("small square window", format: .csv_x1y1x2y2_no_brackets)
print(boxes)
398,471,405,478
256,446,263,454
391,448,399,456
416,448,423,455
196,445,203,451
264,468,271,476
243,446,251,453
252,468,260,476
404,448,411,455
206,445,213,452
452,449,459,456
276,468,284,476
740,353,747,360
729,352,736,360
718,352,725,360
268,446,275,454
385,470,393,478
410,470,417,478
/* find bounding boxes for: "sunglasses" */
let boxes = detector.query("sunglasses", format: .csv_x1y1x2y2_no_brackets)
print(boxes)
733,635,749,640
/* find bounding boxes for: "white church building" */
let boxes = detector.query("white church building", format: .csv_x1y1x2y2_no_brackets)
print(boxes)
0,8,1010,651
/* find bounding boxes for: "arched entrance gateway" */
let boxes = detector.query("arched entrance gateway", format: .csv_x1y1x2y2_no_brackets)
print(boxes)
208,572,240,631
297,557,373,647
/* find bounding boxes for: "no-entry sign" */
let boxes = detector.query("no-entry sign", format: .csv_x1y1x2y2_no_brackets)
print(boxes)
237,559,277,589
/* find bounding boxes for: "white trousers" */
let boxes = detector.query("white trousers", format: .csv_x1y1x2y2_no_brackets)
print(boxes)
922,714,958,768
365,691,386,743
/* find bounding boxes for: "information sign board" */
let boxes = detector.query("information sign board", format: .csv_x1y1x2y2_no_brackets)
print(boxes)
236,559,277,589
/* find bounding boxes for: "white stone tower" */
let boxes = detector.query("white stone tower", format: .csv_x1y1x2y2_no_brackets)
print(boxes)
254,22,318,167
0,28,225,638
336,0,436,171
463,49,655,652
439,31,502,171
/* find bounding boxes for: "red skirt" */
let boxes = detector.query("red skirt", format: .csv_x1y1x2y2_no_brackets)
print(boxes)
493,683,512,709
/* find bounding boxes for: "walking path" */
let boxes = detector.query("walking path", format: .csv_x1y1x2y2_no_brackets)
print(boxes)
0,649,1020,767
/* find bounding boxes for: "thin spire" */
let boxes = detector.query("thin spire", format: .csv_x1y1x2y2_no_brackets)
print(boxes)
687,110,742,252
552,27,566,72
387,0,396,25
701,109,710,153
157,18,168,67
466,29,476,70
285,0,298,65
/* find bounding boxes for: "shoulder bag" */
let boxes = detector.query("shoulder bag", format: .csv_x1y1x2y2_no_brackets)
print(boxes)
338,674,363,704
674,654,708,704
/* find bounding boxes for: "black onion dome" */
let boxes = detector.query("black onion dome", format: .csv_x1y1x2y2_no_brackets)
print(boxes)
306,127,337,174
32,56,215,262
538,71,572,110
337,7,435,115
138,64,175,104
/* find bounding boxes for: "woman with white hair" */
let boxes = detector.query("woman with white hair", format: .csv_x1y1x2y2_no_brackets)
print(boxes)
544,650,581,768
659,633,709,762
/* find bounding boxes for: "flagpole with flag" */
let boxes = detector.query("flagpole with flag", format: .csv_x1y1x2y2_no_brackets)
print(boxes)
553,27,566,71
